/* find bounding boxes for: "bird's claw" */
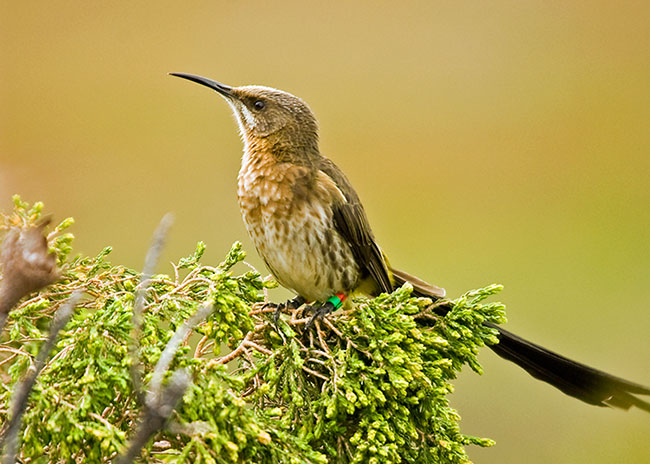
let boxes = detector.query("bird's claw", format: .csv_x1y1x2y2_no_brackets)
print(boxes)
304,301,337,333
266,296,306,327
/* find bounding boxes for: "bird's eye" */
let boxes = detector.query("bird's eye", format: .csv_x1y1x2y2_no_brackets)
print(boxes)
253,100,266,111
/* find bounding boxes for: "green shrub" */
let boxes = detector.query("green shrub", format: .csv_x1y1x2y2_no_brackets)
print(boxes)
0,197,505,463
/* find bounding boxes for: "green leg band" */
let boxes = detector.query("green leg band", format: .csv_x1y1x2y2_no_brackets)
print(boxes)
326,293,346,309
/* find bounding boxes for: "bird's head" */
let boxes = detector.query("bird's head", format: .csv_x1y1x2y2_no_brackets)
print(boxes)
171,73,319,152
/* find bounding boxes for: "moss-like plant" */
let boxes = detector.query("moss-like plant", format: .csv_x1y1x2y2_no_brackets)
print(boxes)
0,197,505,463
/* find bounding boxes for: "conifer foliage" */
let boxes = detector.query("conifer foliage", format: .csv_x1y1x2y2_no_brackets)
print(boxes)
0,197,505,463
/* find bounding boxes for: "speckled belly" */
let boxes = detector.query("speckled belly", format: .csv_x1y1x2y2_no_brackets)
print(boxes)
237,176,360,302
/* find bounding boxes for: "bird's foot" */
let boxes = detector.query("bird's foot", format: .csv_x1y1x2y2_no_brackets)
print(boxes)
264,296,306,327
304,293,347,333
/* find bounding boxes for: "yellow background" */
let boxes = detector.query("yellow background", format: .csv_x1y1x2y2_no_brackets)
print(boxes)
2,2,649,462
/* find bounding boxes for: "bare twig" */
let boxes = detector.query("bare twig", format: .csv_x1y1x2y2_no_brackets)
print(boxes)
194,334,210,358
249,305,277,315
212,331,255,367
118,299,214,464
321,318,344,339
244,340,273,356
289,317,311,325
0,291,80,464
117,369,190,464
302,365,329,381
149,301,214,398
128,214,173,402
315,321,330,355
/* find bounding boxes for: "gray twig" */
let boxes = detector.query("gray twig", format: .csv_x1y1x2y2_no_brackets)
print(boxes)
117,299,214,464
0,291,80,464
116,369,190,464
149,301,214,398
128,214,174,402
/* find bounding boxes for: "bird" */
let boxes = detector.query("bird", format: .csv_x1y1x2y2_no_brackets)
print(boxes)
170,72,650,412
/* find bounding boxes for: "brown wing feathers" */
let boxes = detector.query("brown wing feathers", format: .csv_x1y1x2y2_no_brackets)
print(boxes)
318,159,393,293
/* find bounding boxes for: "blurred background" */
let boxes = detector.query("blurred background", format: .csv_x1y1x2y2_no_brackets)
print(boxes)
2,1,649,462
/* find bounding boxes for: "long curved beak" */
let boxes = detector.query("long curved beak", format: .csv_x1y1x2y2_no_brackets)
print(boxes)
169,73,233,98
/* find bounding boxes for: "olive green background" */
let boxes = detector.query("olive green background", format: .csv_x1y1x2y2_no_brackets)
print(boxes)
2,2,649,462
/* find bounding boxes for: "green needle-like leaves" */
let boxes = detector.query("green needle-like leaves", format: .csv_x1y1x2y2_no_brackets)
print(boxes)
0,198,505,463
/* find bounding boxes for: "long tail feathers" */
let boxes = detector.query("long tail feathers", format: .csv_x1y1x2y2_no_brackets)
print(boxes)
392,269,650,412
390,267,446,298
487,323,650,412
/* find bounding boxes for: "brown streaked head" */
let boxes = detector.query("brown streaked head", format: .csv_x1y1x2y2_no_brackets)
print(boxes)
170,72,319,148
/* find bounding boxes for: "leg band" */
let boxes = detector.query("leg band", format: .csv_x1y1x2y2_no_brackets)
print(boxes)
326,293,347,310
